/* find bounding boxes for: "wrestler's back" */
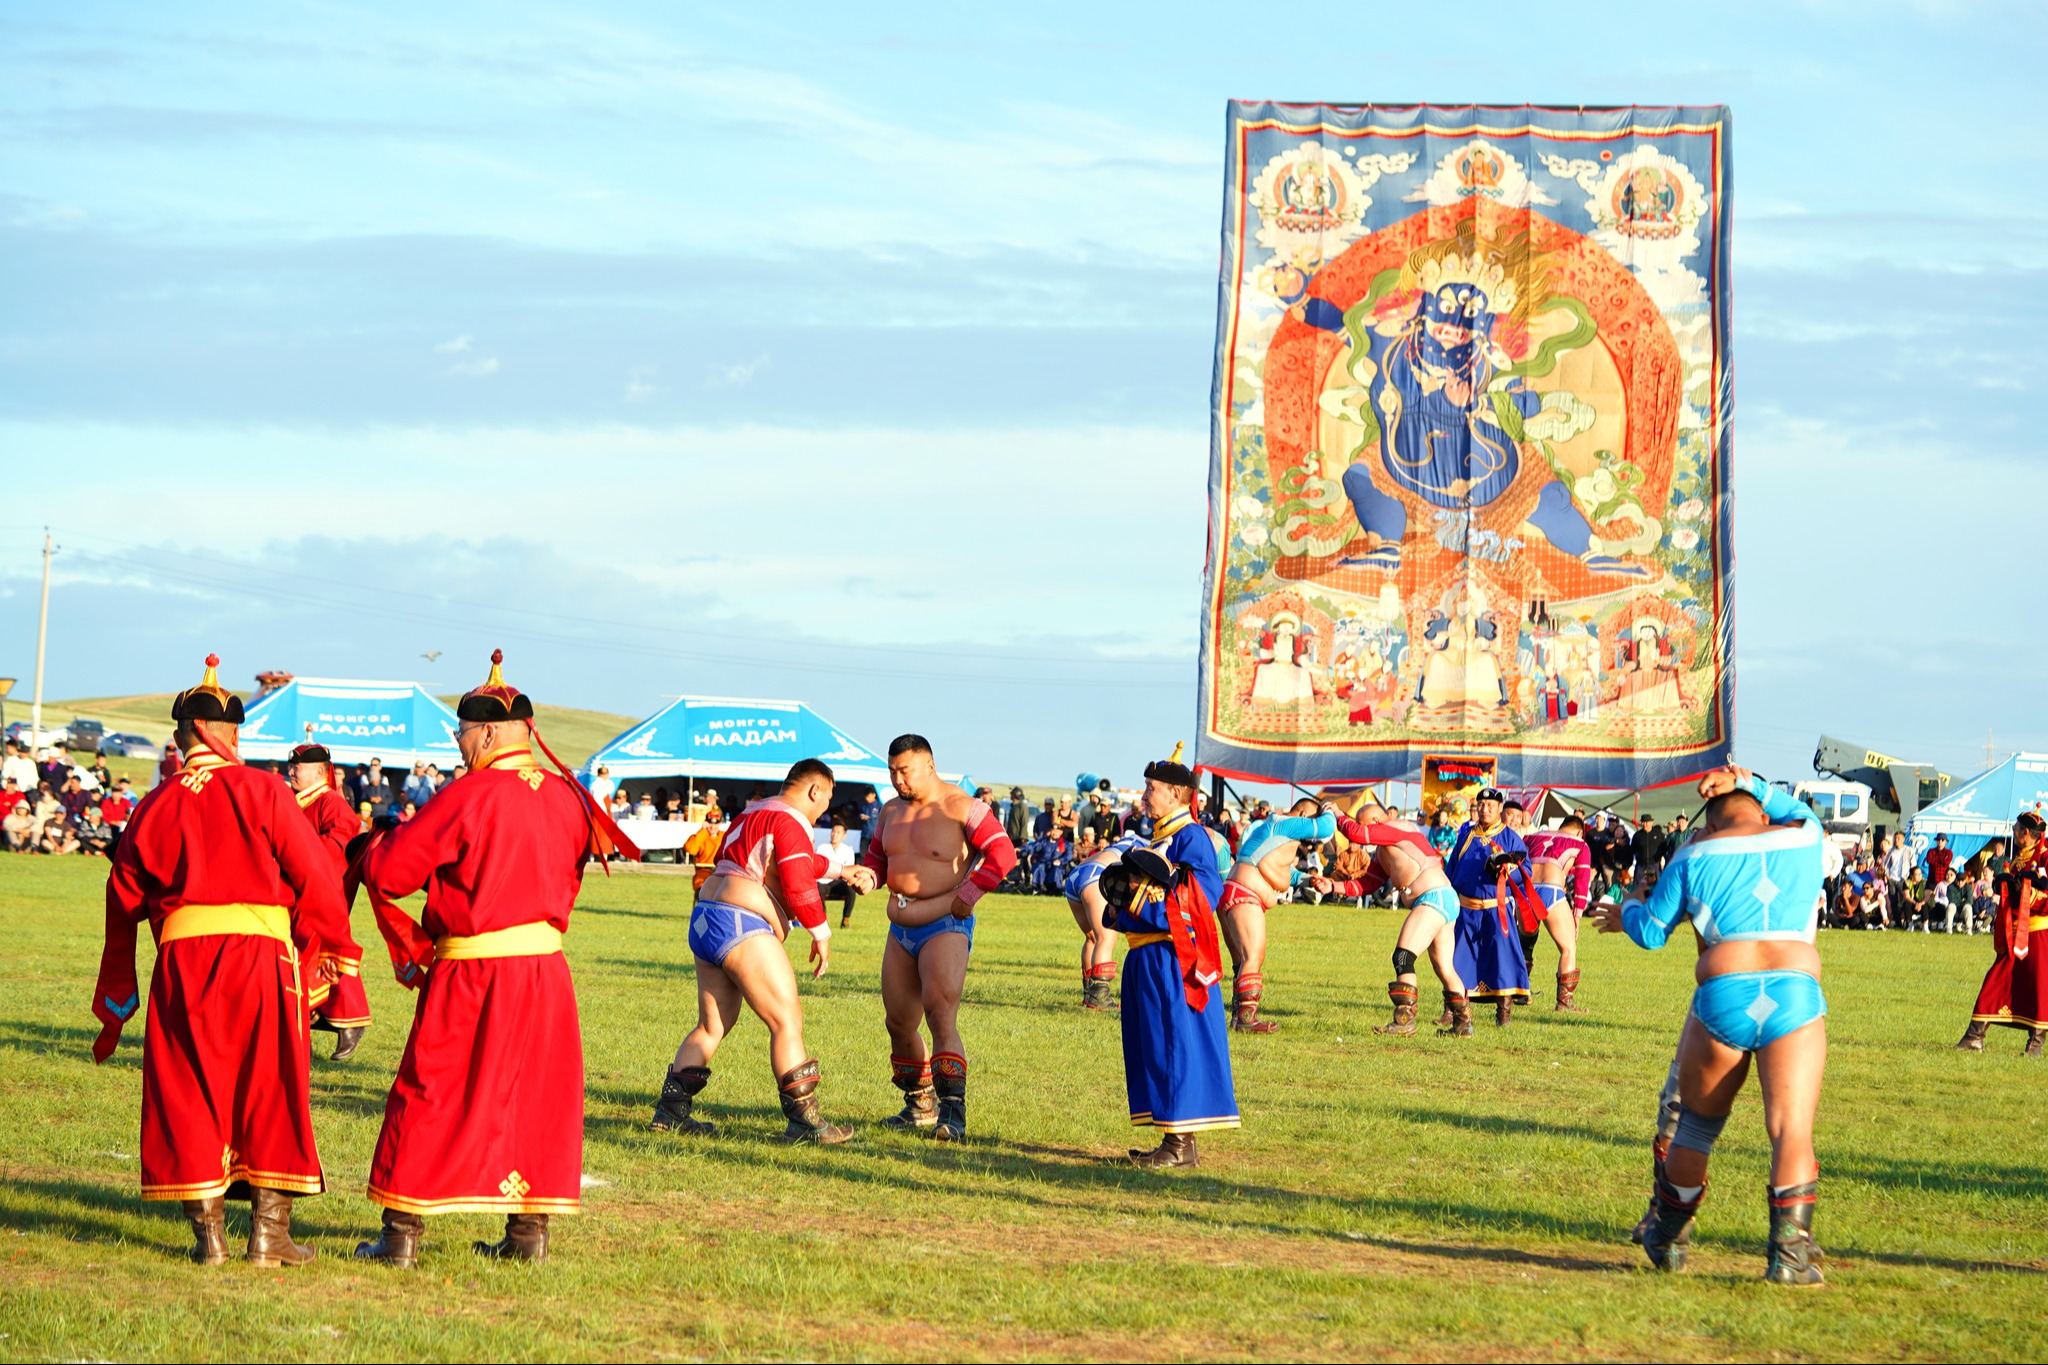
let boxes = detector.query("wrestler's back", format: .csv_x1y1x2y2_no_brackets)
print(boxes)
1375,826,1449,897
875,788,976,895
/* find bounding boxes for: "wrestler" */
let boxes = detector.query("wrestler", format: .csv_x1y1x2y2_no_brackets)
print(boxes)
1955,812,2048,1054
1216,797,1337,1032
649,758,852,1144
843,735,1018,1141
1444,788,1539,1026
1595,767,1829,1285
287,742,372,1059
1063,830,1145,1009
1311,796,1466,1035
1523,814,1594,1011
91,655,355,1266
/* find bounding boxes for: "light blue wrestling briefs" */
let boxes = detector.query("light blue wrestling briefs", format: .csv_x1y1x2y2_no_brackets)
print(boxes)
689,898,776,965
890,912,975,957
1691,969,1827,1051
1410,885,1458,926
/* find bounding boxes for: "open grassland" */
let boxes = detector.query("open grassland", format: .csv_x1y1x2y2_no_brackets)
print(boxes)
2,855,2044,1362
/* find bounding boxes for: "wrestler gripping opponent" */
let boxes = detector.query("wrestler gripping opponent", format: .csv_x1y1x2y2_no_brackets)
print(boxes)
1596,767,1829,1286
1216,798,1337,1032
1523,815,1593,1012
650,758,853,1144
843,735,1017,1141
1311,797,1466,1036
1064,830,1147,1009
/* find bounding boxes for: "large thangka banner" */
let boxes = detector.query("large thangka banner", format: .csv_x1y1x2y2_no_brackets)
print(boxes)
1195,104,1732,788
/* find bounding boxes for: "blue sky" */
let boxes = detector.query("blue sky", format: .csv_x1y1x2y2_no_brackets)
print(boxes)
2,1,2043,790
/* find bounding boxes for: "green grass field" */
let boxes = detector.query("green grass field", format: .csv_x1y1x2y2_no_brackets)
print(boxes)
2,855,2044,1362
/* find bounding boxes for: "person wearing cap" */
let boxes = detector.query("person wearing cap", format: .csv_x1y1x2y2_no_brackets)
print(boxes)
1444,787,1538,1027
1095,745,1236,1168
90,654,356,1268
286,742,371,1060
682,810,725,893
1955,809,2048,1055
353,650,636,1267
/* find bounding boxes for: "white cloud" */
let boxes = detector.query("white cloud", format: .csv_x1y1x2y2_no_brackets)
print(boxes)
434,334,472,353
707,355,767,388
624,366,658,402
446,356,499,378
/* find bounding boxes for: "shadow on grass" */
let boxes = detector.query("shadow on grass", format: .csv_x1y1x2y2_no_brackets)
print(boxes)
0,1019,140,1072
1389,1107,1637,1150
574,904,681,923
1,1173,391,1250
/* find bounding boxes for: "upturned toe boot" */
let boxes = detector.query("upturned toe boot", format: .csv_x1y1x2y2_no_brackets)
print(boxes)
882,1058,937,1131
1231,973,1279,1033
1764,1181,1825,1286
930,1053,968,1143
1374,980,1419,1036
776,1060,854,1144
650,1065,715,1135
247,1188,315,1268
473,1213,548,1261
1640,1169,1703,1272
1437,993,1475,1037
1555,970,1585,1012
1127,1132,1200,1168
182,1197,228,1266
354,1208,424,1268
1955,1020,1989,1051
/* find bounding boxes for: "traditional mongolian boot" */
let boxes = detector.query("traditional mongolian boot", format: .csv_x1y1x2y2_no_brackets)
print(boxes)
2029,1029,2047,1058
1640,1168,1704,1272
181,1197,228,1267
246,1188,316,1267
1437,993,1475,1037
930,1052,968,1143
1127,1132,1200,1169
1555,970,1585,1012
1231,973,1278,1033
1955,1020,1989,1051
474,1213,548,1261
1495,996,1514,1027
1084,964,1119,1010
775,1060,854,1144
332,1026,366,1062
354,1208,424,1268
882,1056,937,1131
1631,1138,1671,1245
1519,929,1541,972
1374,980,1419,1036
649,1065,715,1135
1764,1181,1824,1286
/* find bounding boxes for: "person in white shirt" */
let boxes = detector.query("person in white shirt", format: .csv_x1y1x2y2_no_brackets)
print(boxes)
588,766,616,805
632,793,657,821
816,822,862,928
2,741,37,794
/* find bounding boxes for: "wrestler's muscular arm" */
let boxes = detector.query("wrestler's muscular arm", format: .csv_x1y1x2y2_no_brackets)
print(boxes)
881,796,1018,926
766,811,834,978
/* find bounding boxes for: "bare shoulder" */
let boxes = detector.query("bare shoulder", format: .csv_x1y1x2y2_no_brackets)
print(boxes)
936,786,983,823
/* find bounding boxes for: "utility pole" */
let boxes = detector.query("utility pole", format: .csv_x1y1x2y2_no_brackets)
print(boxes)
30,529,52,747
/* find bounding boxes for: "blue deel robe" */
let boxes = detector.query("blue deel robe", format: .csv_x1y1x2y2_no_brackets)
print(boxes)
1111,808,1239,1133
1445,820,1534,1003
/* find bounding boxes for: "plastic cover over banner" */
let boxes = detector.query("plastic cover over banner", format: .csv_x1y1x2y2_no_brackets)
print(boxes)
1195,103,1733,788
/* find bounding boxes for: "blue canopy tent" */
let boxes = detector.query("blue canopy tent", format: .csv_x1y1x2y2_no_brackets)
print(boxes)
238,677,463,769
579,696,892,787
1906,753,2048,869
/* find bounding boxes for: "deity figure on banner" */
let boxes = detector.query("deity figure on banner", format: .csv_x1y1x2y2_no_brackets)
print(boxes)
1412,583,1510,725
1250,612,1318,706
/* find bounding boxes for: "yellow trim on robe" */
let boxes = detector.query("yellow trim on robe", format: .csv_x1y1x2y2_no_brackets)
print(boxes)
435,922,564,960
1129,1111,1243,1133
157,903,291,945
142,1166,325,1201
2030,915,2048,933
367,1184,580,1216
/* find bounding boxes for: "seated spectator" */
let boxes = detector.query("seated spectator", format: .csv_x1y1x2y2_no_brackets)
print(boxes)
58,775,92,825
1830,878,1860,929
399,800,419,824
661,794,684,821
88,755,112,793
99,778,135,828
1033,799,1056,839
1,740,35,793
77,805,116,857
1,777,30,850
632,792,658,821
403,761,436,808
609,789,631,820
1900,867,1929,930
817,822,860,927
357,759,396,817
357,801,376,835
1859,876,1890,929
37,799,79,855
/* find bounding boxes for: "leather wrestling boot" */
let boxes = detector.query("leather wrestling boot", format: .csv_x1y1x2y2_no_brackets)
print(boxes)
1630,1140,1671,1245
474,1213,548,1261
930,1053,968,1143
246,1188,315,1268
1640,1168,1704,1272
181,1197,228,1266
775,1060,854,1144
1495,997,1515,1027
2028,1029,2047,1059
1555,970,1585,1012
1082,976,1108,1010
354,1208,424,1268
650,1065,715,1135
1764,1181,1825,1286
1127,1132,1200,1169
1374,980,1419,1036
1231,973,1279,1033
1437,993,1475,1037
1955,1020,1989,1051
331,1026,366,1061
882,1057,938,1131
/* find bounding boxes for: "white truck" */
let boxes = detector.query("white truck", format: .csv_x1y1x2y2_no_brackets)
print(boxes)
1776,777,1874,854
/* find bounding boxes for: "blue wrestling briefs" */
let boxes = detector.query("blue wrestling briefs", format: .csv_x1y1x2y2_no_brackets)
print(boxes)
1411,885,1458,926
890,912,975,957
1534,883,1568,912
1063,861,1106,902
689,898,777,966
1691,970,1826,1052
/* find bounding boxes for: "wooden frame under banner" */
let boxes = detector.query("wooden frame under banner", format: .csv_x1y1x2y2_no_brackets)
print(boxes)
1421,755,1497,820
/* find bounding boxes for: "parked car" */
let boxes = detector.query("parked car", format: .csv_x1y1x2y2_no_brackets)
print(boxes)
65,719,106,753
4,719,70,749
98,732,165,759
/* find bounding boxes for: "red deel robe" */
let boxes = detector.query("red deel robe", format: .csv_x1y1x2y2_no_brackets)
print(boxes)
1974,842,2048,1030
361,752,589,1216
93,747,355,1200
298,783,373,1030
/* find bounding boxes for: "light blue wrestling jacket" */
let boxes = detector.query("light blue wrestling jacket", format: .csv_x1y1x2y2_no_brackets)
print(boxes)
1622,776,1825,950
1234,812,1337,868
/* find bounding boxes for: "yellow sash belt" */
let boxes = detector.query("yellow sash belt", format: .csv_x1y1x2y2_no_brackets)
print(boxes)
158,903,291,945
435,922,564,961
2030,915,2048,933
1125,931,1171,948
1457,895,1498,909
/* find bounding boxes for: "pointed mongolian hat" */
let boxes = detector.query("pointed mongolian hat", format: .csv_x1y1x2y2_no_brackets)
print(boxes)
170,653,245,724
1142,740,1196,790
457,649,535,723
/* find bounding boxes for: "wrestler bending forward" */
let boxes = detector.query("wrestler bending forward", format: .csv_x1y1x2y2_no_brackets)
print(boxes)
1523,814,1594,1011
1313,798,1469,1036
1595,766,1828,1285
1064,832,1145,1009
1217,798,1337,1032
650,758,852,1144
845,735,1018,1140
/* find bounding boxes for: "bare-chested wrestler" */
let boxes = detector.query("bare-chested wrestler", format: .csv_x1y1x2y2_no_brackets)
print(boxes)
1311,797,1470,1036
1524,814,1594,1011
1215,797,1336,1032
844,735,1018,1141
649,758,852,1144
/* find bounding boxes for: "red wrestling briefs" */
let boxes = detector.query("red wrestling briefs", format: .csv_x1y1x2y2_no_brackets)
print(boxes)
1219,881,1266,914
